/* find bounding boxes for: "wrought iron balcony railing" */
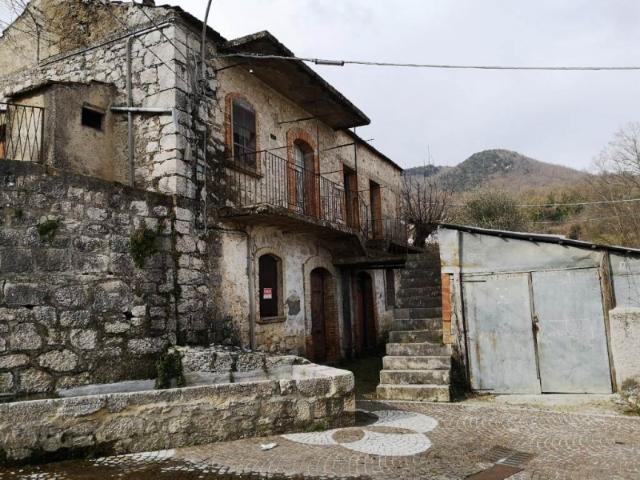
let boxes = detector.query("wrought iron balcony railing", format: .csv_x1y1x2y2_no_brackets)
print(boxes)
0,103,45,163
223,151,410,248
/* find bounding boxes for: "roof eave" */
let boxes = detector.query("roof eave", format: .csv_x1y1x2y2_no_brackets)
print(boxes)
438,223,640,256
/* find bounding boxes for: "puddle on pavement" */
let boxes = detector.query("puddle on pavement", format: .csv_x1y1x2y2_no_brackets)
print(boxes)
0,457,329,480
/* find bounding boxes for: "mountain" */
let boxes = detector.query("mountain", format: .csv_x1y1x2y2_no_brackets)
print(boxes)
406,149,587,193
404,164,448,178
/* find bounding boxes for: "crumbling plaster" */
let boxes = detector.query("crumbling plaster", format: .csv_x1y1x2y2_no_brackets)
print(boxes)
609,308,640,388
216,224,390,357
215,63,403,219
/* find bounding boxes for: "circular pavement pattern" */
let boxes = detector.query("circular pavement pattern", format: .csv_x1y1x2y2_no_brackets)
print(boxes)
282,409,438,457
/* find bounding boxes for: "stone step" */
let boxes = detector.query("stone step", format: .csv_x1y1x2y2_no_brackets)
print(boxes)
401,272,441,283
383,355,451,371
403,265,440,273
398,296,441,309
399,276,441,288
397,286,442,298
386,342,451,357
394,307,442,319
380,369,450,385
376,384,450,402
389,329,442,343
392,318,442,331
404,257,440,267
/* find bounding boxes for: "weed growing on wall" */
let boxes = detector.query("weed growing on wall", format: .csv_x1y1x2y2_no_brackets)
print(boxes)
129,221,159,268
37,218,60,241
621,378,640,415
155,347,186,390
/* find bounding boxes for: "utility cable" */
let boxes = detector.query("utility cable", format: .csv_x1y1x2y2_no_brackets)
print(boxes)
131,1,188,61
99,1,182,79
215,52,640,72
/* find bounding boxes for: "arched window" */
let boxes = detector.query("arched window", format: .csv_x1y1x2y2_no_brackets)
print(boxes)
231,97,257,169
259,254,282,318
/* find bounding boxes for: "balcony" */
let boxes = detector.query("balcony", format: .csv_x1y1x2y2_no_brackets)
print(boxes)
0,103,45,163
220,151,412,263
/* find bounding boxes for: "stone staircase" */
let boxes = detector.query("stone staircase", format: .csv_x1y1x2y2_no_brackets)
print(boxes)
377,252,451,402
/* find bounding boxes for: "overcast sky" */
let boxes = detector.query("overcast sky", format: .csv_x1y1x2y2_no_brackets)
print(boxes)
4,1,640,170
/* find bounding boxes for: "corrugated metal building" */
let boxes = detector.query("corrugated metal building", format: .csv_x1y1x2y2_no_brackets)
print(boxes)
438,224,640,395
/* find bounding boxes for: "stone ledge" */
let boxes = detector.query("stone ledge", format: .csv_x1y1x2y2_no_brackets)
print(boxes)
0,361,355,466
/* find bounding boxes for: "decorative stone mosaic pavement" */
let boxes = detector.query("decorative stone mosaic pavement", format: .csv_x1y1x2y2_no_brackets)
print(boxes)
283,410,438,456
1,400,640,479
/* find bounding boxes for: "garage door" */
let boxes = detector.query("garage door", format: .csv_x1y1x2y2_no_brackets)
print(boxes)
532,269,612,393
463,269,613,394
463,273,541,394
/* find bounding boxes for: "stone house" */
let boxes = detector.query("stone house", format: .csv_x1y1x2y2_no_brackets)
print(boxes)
0,0,411,398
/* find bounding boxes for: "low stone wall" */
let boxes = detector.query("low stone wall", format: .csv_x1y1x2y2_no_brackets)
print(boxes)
609,308,640,389
0,363,355,466
0,160,217,399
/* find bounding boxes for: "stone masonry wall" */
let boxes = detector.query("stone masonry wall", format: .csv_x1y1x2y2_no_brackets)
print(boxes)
0,5,203,200
0,363,355,466
0,160,217,399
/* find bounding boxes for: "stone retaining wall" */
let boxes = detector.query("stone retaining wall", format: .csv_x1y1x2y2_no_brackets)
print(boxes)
0,160,218,398
0,363,355,466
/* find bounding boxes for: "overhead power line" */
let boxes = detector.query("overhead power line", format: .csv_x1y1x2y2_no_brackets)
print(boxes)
131,1,187,61
445,197,640,208
215,53,640,72
515,198,640,208
99,1,182,79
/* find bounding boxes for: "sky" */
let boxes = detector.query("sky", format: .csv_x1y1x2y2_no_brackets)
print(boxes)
3,0,640,171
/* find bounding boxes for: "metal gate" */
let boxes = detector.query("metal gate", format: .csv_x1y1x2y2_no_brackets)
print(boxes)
532,269,612,393
463,273,541,394
463,268,612,394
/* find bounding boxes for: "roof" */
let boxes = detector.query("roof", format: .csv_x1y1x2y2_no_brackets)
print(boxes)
439,223,640,256
8,80,114,98
219,31,370,130
342,129,403,172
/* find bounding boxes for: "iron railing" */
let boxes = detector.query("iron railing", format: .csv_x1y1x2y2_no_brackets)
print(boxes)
225,150,349,226
0,103,45,163
224,150,409,246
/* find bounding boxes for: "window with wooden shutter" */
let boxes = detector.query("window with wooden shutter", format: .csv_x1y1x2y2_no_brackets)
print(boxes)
232,98,257,170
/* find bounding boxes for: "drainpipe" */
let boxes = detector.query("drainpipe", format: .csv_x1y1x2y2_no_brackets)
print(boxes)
246,226,256,350
126,40,134,186
125,22,174,187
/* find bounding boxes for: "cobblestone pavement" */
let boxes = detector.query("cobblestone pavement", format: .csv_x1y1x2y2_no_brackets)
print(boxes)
176,400,640,480
1,400,639,480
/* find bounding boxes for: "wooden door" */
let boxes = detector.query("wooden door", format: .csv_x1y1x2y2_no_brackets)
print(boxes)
0,124,5,160
343,166,359,229
356,273,377,354
369,181,383,238
310,269,327,363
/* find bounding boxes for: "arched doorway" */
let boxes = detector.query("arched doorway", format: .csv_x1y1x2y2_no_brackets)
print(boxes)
355,272,377,355
310,268,340,363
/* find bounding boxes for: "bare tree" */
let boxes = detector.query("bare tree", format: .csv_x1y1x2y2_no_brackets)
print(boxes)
0,0,49,61
401,174,452,248
588,122,640,247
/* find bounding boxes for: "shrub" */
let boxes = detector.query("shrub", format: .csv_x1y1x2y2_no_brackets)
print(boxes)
455,190,528,231
155,347,186,390
37,218,60,241
129,222,159,268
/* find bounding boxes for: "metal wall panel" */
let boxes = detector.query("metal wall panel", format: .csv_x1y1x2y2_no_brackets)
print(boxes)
610,254,640,309
463,273,541,394
457,232,601,274
532,269,612,393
